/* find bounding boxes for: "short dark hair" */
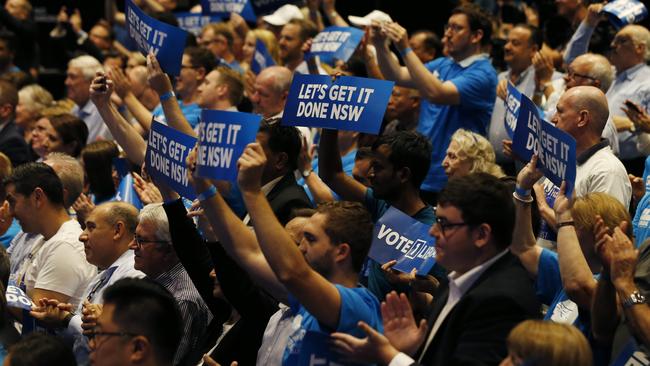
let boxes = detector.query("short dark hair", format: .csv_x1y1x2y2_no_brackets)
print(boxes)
7,333,76,366
372,131,432,188
354,147,375,161
317,201,373,273
81,141,119,202
287,18,319,43
258,119,302,170
514,23,543,49
184,46,217,72
216,65,245,106
438,173,515,249
0,31,16,53
412,30,442,58
3,163,64,206
0,80,18,110
103,278,183,363
48,113,89,157
451,3,493,46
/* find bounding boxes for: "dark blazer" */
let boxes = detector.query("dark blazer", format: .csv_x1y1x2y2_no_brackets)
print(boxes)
415,252,541,366
264,171,312,225
0,121,31,167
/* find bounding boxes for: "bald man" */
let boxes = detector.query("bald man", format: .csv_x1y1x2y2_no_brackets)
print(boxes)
552,86,631,207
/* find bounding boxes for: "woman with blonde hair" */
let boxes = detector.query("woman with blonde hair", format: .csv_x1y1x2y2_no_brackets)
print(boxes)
442,128,505,178
501,320,592,366
241,28,279,68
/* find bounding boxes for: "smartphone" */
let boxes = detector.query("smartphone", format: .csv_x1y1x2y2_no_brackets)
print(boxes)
625,100,642,113
96,75,107,92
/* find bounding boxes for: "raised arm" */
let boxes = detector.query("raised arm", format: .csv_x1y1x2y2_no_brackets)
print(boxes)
371,22,414,86
318,129,367,202
89,72,147,165
298,136,334,203
109,65,156,133
510,155,543,276
238,142,343,329
147,54,196,137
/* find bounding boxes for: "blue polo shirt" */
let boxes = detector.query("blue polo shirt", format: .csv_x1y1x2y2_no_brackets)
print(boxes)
417,55,497,192
633,155,650,246
152,100,202,129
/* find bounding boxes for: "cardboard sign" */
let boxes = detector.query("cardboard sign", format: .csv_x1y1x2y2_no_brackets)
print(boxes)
145,122,197,199
126,0,188,76
283,74,393,134
251,39,276,74
195,110,262,182
368,207,437,274
201,0,257,21
603,0,648,29
504,82,522,139
175,12,223,36
6,280,33,311
308,26,364,65
512,92,577,197
113,173,144,210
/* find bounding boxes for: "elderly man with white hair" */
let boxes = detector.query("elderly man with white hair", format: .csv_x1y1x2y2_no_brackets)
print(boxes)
65,55,112,143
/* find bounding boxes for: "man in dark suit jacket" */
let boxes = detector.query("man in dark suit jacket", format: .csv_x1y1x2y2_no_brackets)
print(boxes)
0,80,30,166
331,173,541,366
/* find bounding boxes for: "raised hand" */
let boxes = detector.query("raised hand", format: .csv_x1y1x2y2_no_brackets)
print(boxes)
516,154,543,190
89,72,114,108
236,142,267,193
146,53,173,96
331,321,400,364
382,291,428,356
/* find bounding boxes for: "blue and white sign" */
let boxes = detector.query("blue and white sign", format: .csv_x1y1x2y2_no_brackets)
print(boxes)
126,0,188,76
201,0,257,21
603,0,648,29
175,12,223,36
368,207,437,274
283,74,394,134
195,110,262,182
512,93,577,197
298,331,363,366
505,82,522,139
6,280,33,311
251,39,276,75
145,122,197,199
538,179,561,242
113,173,144,210
308,26,364,66
611,338,649,366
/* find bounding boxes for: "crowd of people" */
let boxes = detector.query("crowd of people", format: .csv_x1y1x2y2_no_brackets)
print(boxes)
0,0,649,365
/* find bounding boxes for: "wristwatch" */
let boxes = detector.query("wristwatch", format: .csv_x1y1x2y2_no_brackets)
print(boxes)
622,290,647,309
301,169,313,178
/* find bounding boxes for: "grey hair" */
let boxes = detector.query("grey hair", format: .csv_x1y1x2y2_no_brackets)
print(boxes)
43,152,84,209
626,25,650,62
581,53,614,92
68,55,103,81
18,84,53,115
138,203,171,243
450,129,505,178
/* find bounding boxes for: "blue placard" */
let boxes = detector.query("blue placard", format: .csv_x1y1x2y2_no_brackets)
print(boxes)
145,122,197,200
603,0,648,29
251,39,276,75
126,0,188,76
512,93,577,197
538,180,561,242
113,173,144,210
175,12,223,36
282,74,394,134
195,110,262,182
298,331,363,366
307,26,364,66
201,0,257,22
505,82,522,139
368,207,437,274
611,338,649,366
6,279,33,311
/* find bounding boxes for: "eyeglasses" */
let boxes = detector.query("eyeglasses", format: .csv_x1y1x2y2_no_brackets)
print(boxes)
566,70,597,82
443,23,465,34
85,330,138,342
434,216,470,237
132,235,169,249
611,36,633,47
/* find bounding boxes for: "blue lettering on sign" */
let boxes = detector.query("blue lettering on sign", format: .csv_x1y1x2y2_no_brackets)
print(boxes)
504,82,522,138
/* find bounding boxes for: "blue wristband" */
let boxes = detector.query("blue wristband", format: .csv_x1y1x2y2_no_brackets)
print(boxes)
400,47,413,57
159,91,175,102
515,185,531,197
197,186,217,201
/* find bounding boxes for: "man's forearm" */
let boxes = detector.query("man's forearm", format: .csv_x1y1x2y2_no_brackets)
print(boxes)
96,102,147,165
123,93,154,132
591,278,620,344
376,45,412,86
160,97,196,137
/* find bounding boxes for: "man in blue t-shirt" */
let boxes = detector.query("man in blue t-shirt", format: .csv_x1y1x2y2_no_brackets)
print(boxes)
372,4,497,202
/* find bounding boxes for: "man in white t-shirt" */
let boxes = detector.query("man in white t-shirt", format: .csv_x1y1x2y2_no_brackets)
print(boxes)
4,162,95,309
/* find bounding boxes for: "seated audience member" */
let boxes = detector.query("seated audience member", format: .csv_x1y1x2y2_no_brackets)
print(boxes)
128,203,212,365
198,23,242,72
187,143,382,365
631,155,650,246
276,19,318,73
501,320,592,366
592,221,650,363
4,162,94,309
15,84,53,143
443,129,505,179
30,201,144,365
331,173,540,365
30,112,88,160
0,153,20,247
81,140,119,204
351,147,374,187
383,86,420,135
86,278,183,366
3,333,76,366
242,29,280,69
0,80,31,166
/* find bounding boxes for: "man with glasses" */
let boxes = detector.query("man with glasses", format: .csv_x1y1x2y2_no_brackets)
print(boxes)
87,278,183,366
127,203,212,365
199,23,242,73
330,173,540,365
370,4,497,204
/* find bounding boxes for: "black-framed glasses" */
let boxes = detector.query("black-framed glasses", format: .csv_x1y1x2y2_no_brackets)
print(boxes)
133,235,169,249
85,330,138,342
567,70,597,82
434,217,470,237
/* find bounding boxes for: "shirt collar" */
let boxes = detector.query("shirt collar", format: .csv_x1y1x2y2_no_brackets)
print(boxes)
577,139,609,165
509,65,534,86
448,249,509,294
457,53,489,68
261,175,284,196
617,62,646,81
104,249,135,271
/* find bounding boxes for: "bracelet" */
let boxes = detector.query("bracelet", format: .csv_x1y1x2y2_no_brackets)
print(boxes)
557,221,575,228
197,186,217,201
400,47,413,57
159,91,175,102
515,186,531,198
512,191,533,204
